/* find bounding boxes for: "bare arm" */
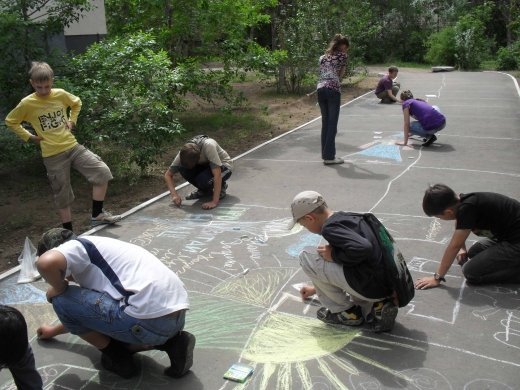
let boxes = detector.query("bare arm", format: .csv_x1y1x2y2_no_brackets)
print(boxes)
397,107,411,146
387,89,400,102
36,250,68,302
202,166,222,210
164,169,182,206
37,323,68,339
415,229,471,289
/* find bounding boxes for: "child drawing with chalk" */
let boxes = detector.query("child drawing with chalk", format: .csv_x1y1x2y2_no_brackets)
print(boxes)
415,184,520,289
0,305,43,389
396,90,446,147
289,191,398,332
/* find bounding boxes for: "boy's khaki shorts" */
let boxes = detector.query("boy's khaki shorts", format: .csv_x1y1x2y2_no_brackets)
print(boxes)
43,144,113,209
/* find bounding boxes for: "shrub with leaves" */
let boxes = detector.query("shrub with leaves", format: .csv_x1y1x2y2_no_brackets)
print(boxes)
453,4,493,70
496,45,519,70
60,32,185,177
424,27,457,66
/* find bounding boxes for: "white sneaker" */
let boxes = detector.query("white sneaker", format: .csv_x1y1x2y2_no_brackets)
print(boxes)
91,210,122,227
323,157,344,165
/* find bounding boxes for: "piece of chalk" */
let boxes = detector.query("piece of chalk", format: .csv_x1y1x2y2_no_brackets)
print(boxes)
374,131,382,134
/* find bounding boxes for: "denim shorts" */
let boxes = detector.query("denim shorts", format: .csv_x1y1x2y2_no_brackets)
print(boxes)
52,286,185,345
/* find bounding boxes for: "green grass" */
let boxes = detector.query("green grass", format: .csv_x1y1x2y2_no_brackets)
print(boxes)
370,62,432,69
479,60,497,70
176,110,273,151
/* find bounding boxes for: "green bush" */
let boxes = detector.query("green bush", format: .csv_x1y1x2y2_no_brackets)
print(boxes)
60,32,185,177
424,27,457,66
453,5,493,70
0,124,40,170
496,46,519,70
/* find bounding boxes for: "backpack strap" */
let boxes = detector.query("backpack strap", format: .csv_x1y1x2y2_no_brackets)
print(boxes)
188,135,209,146
75,238,135,305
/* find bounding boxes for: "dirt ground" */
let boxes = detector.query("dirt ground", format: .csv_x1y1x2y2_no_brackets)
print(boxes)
0,74,377,273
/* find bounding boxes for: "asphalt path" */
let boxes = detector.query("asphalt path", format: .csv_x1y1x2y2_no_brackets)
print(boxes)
1,69,519,390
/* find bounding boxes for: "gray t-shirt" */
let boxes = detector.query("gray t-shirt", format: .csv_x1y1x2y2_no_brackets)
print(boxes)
169,138,232,173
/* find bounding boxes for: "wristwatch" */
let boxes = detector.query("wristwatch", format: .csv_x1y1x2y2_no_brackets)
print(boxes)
433,272,446,282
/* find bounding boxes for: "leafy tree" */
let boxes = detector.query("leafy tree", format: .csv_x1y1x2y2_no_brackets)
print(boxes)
60,32,184,178
496,45,519,70
453,2,493,69
424,26,457,65
105,0,276,63
0,0,91,109
270,0,378,93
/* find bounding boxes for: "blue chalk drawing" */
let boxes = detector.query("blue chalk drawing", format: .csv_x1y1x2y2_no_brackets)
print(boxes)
286,233,322,257
356,143,402,162
0,283,47,305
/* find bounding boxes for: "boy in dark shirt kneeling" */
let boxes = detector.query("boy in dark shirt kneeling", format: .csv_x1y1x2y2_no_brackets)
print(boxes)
416,184,520,289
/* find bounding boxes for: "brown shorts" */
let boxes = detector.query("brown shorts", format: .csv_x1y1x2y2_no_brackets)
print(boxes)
43,144,113,209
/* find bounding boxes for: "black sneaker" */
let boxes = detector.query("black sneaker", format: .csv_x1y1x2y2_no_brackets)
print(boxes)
101,352,137,379
422,134,437,147
382,99,396,104
186,189,207,200
317,306,364,326
372,300,398,333
157,331,196,378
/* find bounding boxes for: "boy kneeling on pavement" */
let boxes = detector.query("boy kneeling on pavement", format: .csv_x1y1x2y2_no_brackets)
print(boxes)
35,228,195,379
289,191,398,332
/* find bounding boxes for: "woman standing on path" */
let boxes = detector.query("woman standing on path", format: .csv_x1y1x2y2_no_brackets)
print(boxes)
317,34,349,165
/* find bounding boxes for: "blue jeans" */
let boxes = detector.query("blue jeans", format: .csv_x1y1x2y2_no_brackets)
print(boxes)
410,120,446,137
52,286,185,345
317,88,341,160
177,164,232,192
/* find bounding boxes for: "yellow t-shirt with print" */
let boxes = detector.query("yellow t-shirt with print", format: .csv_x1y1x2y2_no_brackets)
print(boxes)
5,89,81,157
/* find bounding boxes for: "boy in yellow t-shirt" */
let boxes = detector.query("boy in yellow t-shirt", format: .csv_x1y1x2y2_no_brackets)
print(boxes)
5,62,121,231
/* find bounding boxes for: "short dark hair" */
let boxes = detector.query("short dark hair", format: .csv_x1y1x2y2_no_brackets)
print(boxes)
179,143,201,168
0,305,29,365
400,90,414,101
422,184,458,217
388,66,399,74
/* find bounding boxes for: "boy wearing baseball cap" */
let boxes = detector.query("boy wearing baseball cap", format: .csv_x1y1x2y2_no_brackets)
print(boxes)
289,191,398,332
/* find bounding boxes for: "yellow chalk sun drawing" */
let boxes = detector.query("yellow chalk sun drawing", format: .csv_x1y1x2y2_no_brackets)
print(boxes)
186,268,418,389
243,311,357,364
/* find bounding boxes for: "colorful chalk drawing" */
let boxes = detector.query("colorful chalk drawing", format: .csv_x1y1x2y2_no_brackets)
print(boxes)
3,70,520,388
2,203,518,389
0,282,46,305
286,233,322,257
355,143,402,162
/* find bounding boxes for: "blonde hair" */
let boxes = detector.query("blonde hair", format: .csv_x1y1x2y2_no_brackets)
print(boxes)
325,34,349,55
29,62,54,83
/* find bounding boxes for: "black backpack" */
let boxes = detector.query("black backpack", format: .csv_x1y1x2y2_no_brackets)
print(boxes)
188,134,209,146
362,213,415,307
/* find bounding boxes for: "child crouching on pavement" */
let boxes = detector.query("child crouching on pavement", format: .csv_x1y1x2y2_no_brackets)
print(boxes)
289,191,398,332
0,305,43,389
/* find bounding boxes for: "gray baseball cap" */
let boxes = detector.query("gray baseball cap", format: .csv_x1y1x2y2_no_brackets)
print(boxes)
288,190,326,229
